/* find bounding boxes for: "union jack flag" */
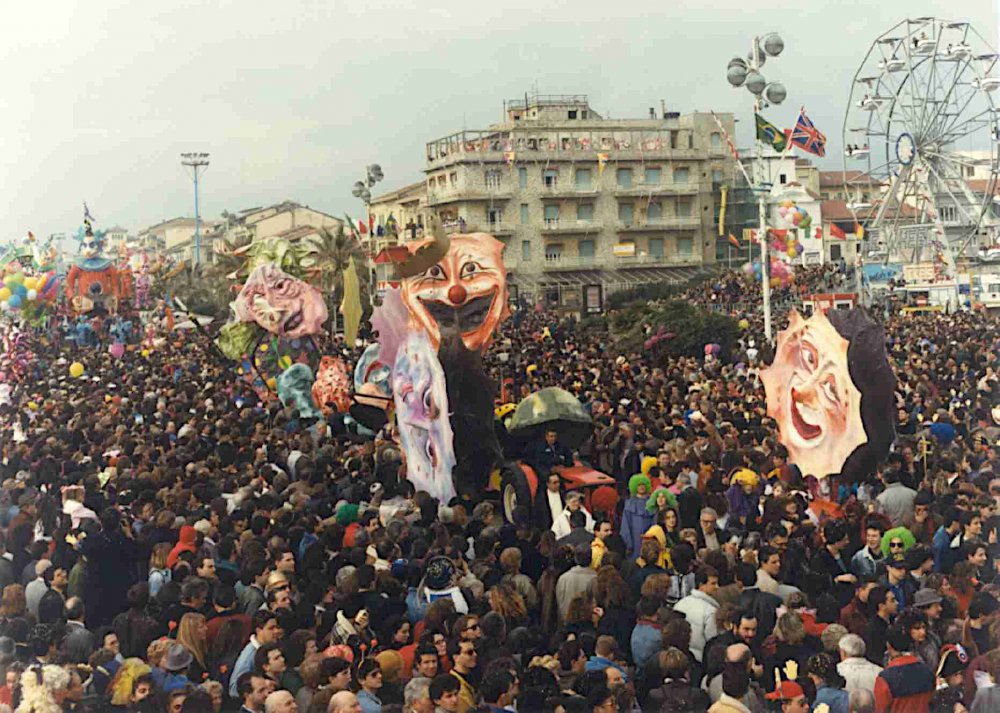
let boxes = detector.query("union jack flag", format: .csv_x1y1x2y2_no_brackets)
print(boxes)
789,109,826,158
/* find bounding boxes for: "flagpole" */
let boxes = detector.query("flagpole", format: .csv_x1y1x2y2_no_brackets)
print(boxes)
750,39,773,343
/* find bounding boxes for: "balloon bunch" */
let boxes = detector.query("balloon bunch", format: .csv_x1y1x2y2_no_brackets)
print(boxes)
0,270,58,311
703,343,721,357
775,200,810,260
771,230,805,260
778,199,812,232
742,258,795,288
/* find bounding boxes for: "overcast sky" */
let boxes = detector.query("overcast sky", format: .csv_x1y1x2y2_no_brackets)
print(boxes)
1,0,997,239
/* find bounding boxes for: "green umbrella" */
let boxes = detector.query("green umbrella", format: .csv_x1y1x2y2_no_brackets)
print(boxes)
508,387,592,449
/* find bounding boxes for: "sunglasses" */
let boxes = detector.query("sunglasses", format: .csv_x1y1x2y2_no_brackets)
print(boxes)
889,541,905,549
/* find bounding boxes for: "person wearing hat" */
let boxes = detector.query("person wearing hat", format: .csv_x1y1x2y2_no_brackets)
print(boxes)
160,642,194,693
763,679,810,713
930,643,969,711
879,552,917,610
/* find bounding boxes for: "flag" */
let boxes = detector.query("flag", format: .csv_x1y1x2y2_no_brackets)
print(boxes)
718,185,728,237
597,152,609,178
854,222,865,240
358,219,368,235
386,213,399,235
340,257,362,345
368,214,374,235
789,109,827,157
710,111,741,162
728,233,741,249
755,114,787,152
503,151,516,166
830,224,846,240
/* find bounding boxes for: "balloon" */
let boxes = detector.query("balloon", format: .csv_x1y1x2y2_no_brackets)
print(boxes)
22,277,36,291
704,344,713,356
792,212,802,226
27,402,37,411
710,343,721,355
738,319,750,330
109,343,125,359
12,284,26,297
26,290,36,301
0,288,11,302
277,355,293,370
7,295,22,309
260,344,269,352
781,199,794,208
266,377,277,390
141,349,150,357
10,273,23,285
787,248,798,258
69,362,85,378
770,277,781,287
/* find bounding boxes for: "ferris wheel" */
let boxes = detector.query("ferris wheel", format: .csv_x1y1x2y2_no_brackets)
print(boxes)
842,17,1000,270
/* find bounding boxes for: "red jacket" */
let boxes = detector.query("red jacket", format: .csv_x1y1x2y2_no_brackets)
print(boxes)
874,655,935,713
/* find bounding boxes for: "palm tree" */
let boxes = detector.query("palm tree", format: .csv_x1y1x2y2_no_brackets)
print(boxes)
300,224,373,328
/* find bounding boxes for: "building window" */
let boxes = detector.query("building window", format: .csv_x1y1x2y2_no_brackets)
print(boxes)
449,172,457,187
518,167,528,188
568,110,578,119
677,236,694,255
543,169,558,187
485,169,502,189
544,204,560,225
579,239,595,258
521,240,531,261
712,168,723,183
545,243,563,260
711,133,722,149
618,203,634,224
487,208,503,225
582,111,588,119
649,238,665,257
674,167,690,183
687,134,694,149
940,205,958,223
670,131,678,149
779,174,787,185
575,168,592,188
520,203,529,224
677,199,692,217
645,167,661,184
647,202,663,219
577,203,594,221
617,168,633,188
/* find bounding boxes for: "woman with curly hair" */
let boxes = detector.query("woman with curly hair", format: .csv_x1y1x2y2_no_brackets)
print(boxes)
15,665,69,713
487,582,528,630
806,652,849,713
0,587,26,622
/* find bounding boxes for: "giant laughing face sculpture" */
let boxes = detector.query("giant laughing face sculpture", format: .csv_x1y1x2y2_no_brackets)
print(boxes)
761,308,895,480
233,264,328,339
399,233,509,353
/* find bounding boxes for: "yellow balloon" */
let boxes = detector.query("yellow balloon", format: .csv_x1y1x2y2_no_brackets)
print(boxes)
0,288,10,301
738,319,750,330
266,377,277,390
22,278,36,291
260,344,269,352
141,349,150,357
69,362,85,378
26,402,37,411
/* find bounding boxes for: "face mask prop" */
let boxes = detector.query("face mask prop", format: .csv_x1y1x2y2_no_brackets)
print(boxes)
392,332,456,504
276,363,323,422
761,308,895,480
399,233,510,353
312,356,352,415
233,263,328,339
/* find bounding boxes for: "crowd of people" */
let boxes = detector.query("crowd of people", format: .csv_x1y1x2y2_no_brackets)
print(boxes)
0,262,995,713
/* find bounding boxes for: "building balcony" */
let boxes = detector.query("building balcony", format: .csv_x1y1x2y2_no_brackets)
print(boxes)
542,255,600,270
425,146,709,170
617,217,700,231
540,219,603,234
483,222,516,235
427,189,511,206
614,253,703,266
614,183,700,197
539,184,600,197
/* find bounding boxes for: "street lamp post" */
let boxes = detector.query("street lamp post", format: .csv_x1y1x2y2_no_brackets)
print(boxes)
352,164,384,312
726,33,786,342
181,153,210,267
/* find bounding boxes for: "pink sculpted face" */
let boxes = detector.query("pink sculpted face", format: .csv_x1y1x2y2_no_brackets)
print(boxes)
760,310,867,479
233,264,328,338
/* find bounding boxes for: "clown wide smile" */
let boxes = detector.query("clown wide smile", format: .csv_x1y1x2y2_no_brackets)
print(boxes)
283,310,304,332
419,291,496,334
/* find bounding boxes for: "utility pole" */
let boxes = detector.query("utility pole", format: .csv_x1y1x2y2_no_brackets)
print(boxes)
181,153,210,266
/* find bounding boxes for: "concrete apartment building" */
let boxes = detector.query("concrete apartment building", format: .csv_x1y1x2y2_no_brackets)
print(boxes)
394,94,735,312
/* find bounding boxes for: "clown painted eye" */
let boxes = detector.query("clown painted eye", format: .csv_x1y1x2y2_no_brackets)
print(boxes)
821,379,838,403
460,262,481,277
426,265,445,280
800,343,817,370
423,389,432,412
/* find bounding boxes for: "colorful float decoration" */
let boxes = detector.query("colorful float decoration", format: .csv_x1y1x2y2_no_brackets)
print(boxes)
65,206,131,314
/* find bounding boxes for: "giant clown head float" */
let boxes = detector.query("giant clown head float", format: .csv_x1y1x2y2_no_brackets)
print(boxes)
399,233,510,353
761,308,896,481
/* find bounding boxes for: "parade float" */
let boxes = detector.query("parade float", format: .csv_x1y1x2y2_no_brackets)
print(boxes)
65,207,131,314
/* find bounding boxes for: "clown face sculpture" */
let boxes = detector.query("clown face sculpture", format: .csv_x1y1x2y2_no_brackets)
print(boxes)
276,363,323,421
399,233,509,352
233,263,328,339
312,356,352,415
761,309,894,479
393,332,456,504
354,343,392,409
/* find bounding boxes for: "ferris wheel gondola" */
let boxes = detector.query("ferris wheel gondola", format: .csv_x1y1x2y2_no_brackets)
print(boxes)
842,17,1000,279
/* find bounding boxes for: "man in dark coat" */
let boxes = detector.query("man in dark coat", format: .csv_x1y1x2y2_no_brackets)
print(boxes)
79,508,142,627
